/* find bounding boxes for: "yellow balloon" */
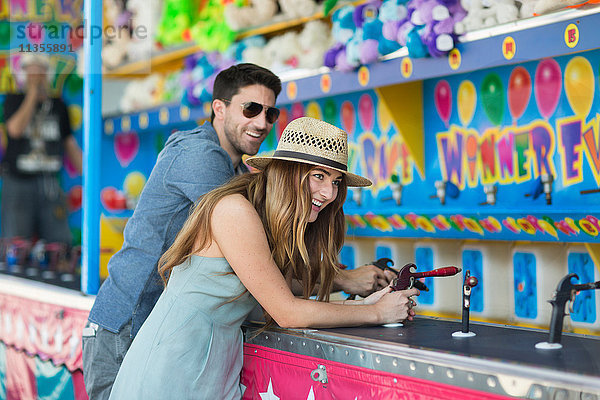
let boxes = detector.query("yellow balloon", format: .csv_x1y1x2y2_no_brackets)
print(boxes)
68,104,82,131
305,101,322,120
378,101,393,133
457,80,477,126
124,171,146,198
565,56,595,117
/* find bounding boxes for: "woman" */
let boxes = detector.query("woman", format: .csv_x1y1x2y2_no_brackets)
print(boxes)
108,117,419,399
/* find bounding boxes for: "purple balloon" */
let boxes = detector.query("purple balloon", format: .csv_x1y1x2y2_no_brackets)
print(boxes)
534,58,562,119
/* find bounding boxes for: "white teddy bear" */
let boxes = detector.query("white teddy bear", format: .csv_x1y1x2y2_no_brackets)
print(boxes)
224,0,278,31
455,0,518,34
278,0,318,19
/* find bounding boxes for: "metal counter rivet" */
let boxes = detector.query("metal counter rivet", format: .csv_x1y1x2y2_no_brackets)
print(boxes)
254,349,257,353
316,344,320,349
467,373,474,382
553,390,568,400
487,377,496,388
427,365,435,374
290,341,293,346
345,350,349,356
302,341,306,346
409,362,416,371
375,356,381,364
360,353,365,359
393,378,398,383
265,335,269,340
329,346,334,353
446,370,454,379
392,359,398,367
277,337,281,341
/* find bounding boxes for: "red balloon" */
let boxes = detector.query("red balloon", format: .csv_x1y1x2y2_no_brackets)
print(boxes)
340,101,355,135
291,103,304,121
101,187,127,211
276,108,288,139
358,94,374,131
68,25,84,51
508,67,532,122
434,80,452,126
67,186,82,211
534,59,562,119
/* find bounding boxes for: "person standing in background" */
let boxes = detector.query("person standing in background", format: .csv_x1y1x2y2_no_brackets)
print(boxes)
2,53,82,246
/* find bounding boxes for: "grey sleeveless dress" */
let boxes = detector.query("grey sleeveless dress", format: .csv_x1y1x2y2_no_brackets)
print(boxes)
108,256,258,399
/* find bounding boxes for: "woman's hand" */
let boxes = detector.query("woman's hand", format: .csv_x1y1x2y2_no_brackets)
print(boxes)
361,285,393,305
373,287,420,324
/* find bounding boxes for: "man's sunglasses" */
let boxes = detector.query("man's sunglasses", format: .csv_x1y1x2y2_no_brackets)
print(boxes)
221,99,280,124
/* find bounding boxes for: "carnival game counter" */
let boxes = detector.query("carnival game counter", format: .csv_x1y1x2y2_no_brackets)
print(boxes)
241,318,600,399
0,275,93,399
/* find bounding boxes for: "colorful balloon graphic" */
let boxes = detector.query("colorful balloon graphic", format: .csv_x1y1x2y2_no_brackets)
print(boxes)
25,22,44,45
457,80,476,126
276,108,288,139
114,132,140,168
340,101,355,135
291,103,304,121
323,99,337,125
124,171,146,198
63,153,79,178
305,101,322,120
67,186,82,211
68,104,82,131
480,73,505,126
101,187,127,211
358,94,375,131
378,101,393,133
434,80,452,127
66,73,84,95
534,58,562,119
564,56,595,117
508,66,532,123
0,22,11,46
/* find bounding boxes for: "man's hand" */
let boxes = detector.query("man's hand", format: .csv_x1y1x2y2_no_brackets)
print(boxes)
334,264,396,298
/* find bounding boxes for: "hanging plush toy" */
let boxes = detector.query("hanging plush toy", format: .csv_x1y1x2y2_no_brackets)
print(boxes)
519,0,598,16
379,0,408,56
278,0,319,18
224,0,278,31
155,0,196,46
190,0,237,52
323,5,357,70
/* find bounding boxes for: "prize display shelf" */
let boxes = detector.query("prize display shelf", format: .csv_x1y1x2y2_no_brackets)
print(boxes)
103,0,367,78
103,6,600,136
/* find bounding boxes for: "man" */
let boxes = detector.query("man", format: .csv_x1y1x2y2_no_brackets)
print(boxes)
82,63,392,399
2,53,82,246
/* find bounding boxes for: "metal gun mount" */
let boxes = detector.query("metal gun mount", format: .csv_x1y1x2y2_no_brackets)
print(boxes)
535,273,600,350
390,263,462,292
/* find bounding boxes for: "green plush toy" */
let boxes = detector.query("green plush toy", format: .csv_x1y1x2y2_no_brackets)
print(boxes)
190,0,236,52
156,0,196,46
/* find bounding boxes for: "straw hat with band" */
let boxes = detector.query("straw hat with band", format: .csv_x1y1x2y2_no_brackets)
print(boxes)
246,117,372,187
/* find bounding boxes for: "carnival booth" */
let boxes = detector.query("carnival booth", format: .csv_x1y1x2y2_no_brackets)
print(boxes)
2,0,600,399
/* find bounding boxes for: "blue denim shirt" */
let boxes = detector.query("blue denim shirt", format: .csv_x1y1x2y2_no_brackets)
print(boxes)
88,122,246,336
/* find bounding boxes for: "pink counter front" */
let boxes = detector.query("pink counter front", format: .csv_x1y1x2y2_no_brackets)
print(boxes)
0,276,92,400
1,275,599,399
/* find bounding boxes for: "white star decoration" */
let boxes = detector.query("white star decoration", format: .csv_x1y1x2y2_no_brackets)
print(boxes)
54,324,63,353
69,329,79,358
259,378,280,400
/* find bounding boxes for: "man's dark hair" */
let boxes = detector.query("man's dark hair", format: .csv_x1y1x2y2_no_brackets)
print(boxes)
211,63,282,123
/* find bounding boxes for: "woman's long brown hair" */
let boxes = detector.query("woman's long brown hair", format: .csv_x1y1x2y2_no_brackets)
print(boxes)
158,159,348,304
